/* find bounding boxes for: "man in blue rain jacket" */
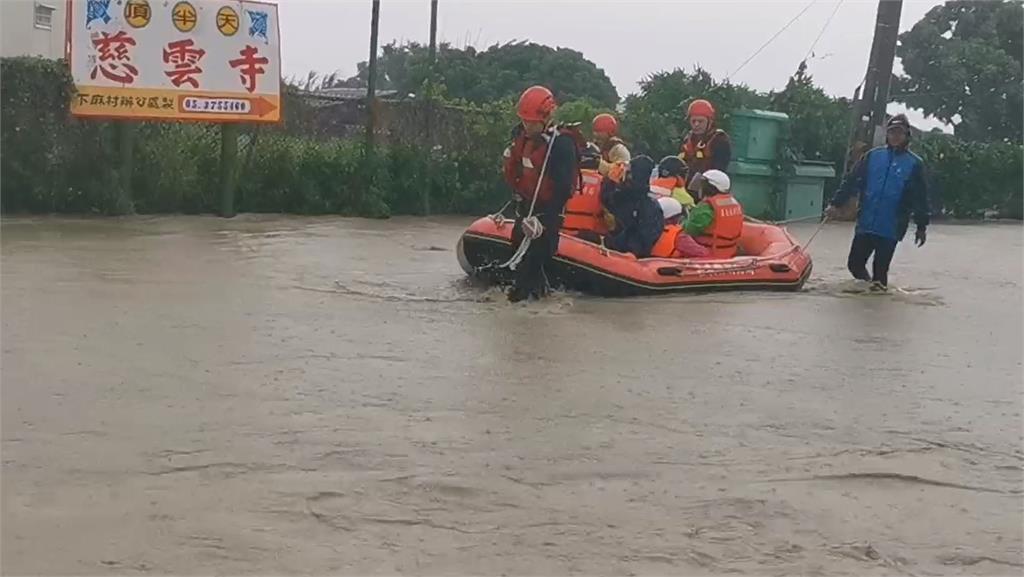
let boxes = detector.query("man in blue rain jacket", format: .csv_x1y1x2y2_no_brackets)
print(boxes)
828,114,930,289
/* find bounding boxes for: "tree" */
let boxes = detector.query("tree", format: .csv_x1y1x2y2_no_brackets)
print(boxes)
553,98,614,129
769,60,852,168
339,41,620,107
895,0,1023,142
619,67,768,158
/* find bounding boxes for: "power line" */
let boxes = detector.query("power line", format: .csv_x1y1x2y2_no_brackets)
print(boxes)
804,0,844,63
889,81,1024,100
727,0,817,81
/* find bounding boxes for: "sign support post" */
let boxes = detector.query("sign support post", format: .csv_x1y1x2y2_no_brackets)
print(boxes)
220,124,239,217
423,0,438,216
116,121,136,214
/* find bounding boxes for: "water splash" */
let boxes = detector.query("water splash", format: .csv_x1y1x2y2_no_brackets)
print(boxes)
804,278,945,306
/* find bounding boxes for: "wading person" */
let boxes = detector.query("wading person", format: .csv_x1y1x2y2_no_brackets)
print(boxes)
827,114,930,290
502,85,580,302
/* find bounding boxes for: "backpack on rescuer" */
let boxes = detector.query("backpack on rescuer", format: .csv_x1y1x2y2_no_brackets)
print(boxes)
503,123,586,205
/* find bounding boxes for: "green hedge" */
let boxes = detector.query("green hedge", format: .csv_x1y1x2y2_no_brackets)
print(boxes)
1,57,120,213
0,57,510,217
1,57,1021,219
915,135,1023,219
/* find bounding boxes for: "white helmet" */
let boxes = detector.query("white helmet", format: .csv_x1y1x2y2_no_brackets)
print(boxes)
657,196,684,220
702,169,731,193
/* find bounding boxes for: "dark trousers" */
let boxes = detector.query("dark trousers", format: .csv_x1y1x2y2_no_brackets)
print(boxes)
510,210,562,298
847,233,898,287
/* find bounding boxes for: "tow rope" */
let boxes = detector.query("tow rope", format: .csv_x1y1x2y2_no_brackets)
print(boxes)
493,130,556,271
745,213,830,250
801,215,830,250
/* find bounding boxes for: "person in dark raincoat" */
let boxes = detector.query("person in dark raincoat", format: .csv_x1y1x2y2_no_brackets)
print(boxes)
600,155,664,258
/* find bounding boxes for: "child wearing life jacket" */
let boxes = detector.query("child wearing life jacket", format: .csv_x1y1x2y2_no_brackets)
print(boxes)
650,197,711,258
649,156,696,212
682,169,744,259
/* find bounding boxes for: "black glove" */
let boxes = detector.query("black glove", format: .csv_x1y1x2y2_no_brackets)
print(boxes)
915,226,927,247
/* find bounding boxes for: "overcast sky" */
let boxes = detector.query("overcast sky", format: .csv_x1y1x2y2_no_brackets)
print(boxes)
278,0,947,129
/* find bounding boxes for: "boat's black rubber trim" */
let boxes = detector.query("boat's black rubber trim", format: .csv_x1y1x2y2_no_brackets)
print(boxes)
462,232,811,293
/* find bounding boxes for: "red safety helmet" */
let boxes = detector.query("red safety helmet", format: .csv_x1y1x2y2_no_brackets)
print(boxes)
687,99,716,120
517,86,557,122
592,113,619,135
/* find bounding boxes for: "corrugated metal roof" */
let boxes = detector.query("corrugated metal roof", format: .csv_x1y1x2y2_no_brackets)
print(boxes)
307,87,399,100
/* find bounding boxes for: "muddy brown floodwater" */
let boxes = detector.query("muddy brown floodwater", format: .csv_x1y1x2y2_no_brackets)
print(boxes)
2,215,1022,575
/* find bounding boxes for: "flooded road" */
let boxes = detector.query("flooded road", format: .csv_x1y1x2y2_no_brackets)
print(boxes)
2,215,1022,575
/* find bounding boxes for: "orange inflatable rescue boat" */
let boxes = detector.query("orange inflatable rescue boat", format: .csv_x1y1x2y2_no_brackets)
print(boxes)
457,211,813,296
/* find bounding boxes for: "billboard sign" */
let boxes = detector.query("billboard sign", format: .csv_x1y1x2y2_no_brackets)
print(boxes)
67,0,281,122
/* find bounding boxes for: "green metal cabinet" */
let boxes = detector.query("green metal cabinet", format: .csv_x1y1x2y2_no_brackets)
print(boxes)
728,159,836,220
728,160,775,218
730,109,790,162
725,109,836,221
783,161,836,220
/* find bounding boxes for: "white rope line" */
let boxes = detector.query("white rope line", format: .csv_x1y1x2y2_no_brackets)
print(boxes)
496,127,556,271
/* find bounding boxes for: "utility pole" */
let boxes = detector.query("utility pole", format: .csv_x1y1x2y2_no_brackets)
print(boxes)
423,0,438,215
428,0,438,64
365,0,381,153
841,85,862,176
851,0,903,156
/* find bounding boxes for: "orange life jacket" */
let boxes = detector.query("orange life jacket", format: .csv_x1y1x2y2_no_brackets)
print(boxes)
600,136,626,162
694,193,744,258
562,169,608,235
503,125,583,205
680,128,727,177
650,224,683,258
649,176,682,198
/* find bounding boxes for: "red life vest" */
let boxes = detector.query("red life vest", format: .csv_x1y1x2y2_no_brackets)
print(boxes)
503,125,582,205
650,224,683,258
649,176,682,198
600,136,626,162
694,193,744,258
562,169,608,235
680,128,727,177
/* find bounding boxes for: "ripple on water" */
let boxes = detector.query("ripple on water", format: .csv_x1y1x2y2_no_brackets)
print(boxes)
804,278,945,307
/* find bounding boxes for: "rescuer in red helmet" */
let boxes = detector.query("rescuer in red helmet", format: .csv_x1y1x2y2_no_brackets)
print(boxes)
590,113,630,176
679,98,732,190
501,85,581,302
